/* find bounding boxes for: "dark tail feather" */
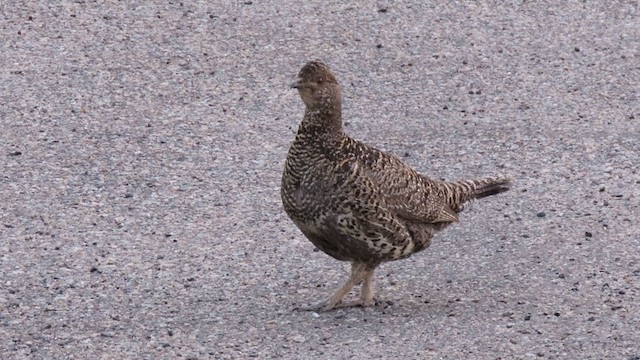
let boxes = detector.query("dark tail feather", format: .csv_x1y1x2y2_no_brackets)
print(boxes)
472,176,512,199
457,175,513,202
436,176,513,212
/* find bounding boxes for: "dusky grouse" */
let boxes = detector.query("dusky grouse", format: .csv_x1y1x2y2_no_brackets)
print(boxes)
281,60,512,311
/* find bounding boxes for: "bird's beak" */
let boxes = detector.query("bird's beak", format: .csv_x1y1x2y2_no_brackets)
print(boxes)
290,80,301,89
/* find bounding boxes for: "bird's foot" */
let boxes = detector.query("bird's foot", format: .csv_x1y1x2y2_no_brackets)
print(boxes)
294,298,341,312
295,297,380,312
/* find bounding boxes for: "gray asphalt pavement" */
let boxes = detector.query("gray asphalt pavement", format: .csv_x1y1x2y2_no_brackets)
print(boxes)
1,1,639,359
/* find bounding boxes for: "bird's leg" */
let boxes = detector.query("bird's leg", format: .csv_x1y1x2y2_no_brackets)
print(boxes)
338,267,378,308
296,262,367,311
359,268,376,306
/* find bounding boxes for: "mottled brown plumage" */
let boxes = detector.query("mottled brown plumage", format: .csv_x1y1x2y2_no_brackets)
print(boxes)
282,60,512,311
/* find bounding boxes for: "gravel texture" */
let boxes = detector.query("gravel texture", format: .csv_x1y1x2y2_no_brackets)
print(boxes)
1,1,639,359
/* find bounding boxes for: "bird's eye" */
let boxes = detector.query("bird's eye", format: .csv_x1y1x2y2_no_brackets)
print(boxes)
317,79,323,84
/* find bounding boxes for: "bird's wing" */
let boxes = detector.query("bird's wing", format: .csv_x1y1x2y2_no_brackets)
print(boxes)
356,148,459,224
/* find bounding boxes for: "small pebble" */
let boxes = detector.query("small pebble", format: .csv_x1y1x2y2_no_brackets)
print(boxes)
290,334,306,343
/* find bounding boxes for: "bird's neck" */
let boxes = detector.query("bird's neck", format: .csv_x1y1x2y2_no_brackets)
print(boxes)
299,106,344,138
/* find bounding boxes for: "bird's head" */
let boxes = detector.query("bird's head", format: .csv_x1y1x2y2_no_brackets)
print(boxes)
291,61,341,111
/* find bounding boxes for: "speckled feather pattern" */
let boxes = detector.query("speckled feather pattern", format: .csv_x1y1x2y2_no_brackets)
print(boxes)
282,61,511,268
